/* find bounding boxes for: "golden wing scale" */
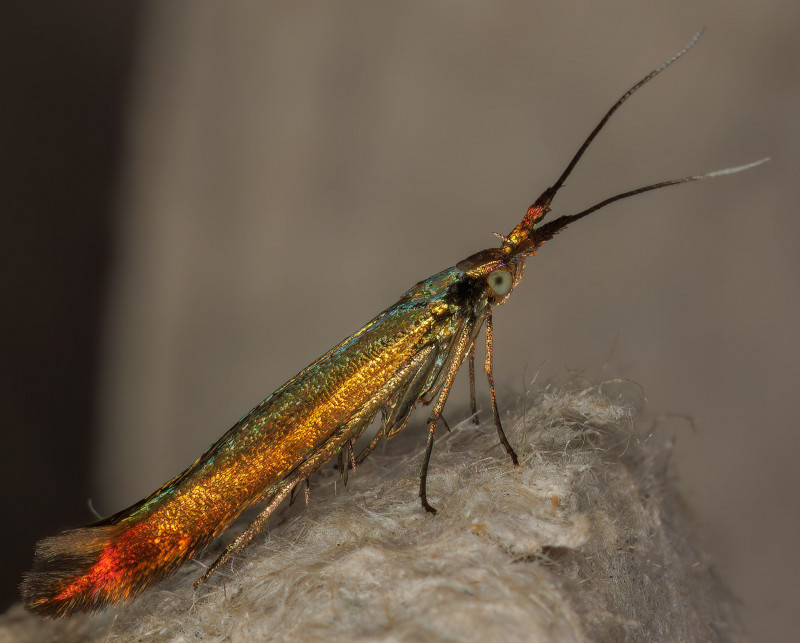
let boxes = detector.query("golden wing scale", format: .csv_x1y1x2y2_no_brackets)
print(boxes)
21,30,767,617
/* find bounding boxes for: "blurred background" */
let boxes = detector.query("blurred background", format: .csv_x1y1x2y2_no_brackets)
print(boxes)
2,1,797,638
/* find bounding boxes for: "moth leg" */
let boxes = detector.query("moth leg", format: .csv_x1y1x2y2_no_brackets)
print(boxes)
419,328,472,514
337,438,356,486
289,478,311,506
336,450,346,484
195,425,353,587
469,343,479,424
485,308,519,465
289,481,302,506
343,437,356,485
348,437,357,472
419,416,440,514
355,428,384,465
194,469,304,587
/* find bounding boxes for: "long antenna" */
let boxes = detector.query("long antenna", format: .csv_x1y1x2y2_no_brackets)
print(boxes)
533,29,705,212
528,158,770,251
501,30,707,257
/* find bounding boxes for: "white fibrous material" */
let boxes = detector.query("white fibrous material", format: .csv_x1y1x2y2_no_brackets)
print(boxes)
1,384,745,642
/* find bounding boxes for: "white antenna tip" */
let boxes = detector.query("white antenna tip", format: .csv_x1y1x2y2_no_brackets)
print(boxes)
702,157,771,179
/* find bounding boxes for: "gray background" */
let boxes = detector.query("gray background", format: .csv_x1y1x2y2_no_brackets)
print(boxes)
5,2,798,639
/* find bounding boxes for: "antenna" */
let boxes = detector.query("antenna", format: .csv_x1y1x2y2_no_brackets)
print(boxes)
501,29,707,257
528,158,770,251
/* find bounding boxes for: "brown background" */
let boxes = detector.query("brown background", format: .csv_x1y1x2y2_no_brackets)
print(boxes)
3,2,798,639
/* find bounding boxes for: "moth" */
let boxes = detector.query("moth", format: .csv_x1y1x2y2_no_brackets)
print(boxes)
22,30,765,617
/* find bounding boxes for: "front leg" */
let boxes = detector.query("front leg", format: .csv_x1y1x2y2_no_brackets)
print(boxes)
485,308,519,465
418,330,473,514
468,343,479,424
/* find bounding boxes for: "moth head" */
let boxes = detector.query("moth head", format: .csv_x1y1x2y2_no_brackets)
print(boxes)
456,248,524,305
456,32,766,308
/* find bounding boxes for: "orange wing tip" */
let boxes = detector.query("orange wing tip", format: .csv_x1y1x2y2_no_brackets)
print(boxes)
20,525,132,618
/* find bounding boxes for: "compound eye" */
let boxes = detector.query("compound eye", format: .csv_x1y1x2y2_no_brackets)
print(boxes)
487,269,512,296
